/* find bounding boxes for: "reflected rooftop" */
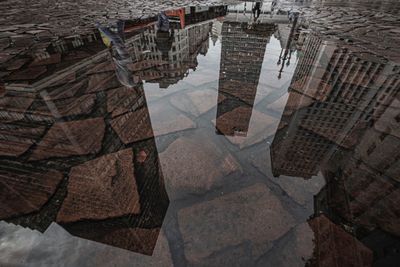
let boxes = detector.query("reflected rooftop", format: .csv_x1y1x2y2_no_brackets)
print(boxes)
0,0,400,266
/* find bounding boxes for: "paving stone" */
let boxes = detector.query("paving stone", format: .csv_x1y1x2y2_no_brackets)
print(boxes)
0,1,399,265
24,225,173,267
170,89,224,117
111,107,155,144
150,102,196,137
255,223,314,267
5,58,30,71
111,103,195,144
107,87,143,118
279,90,315,117
0,52,14,64
218,80,259,106
25,30,47,35
178,183,296,265
184,72,219,87
30,53,61,66
30,117,105,160
0,124,45,157
33,94,96,119
7,66,47,81
301,118,366,149
47,72,77,88
0,71,10,79
266,93,289,113
0,84,5,97
0,27,18,32
57,148,140,223
10,34,34,47
215,106,279,149
270,175,325,207
169,94,204,117
41,80,86,101
308,214,373,267
86,60,115,74
251,145,325,206
86,72,120,93
93,228,160,255
0,95,34,117
0,169,63,219
63,50,92,61
374,97,400,139
191,242,254,267
356,187,400,237
117,229,173,264
159,136,241,198
290,76,333,102
142,82,188,101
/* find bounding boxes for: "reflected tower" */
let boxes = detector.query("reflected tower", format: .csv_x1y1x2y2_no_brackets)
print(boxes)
315,87,400,235
270,28,400,266
270,32,399,179
215,18,276,136
0,17,170,256
0,7,234,255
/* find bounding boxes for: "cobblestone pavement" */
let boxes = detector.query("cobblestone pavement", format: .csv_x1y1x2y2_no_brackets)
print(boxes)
298,4,400,63
1,0,400,266
1,0,239,31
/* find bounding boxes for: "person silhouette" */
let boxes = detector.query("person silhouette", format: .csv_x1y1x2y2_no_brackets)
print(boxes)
155,12,174,60
252,1,262,21
97,20,136,88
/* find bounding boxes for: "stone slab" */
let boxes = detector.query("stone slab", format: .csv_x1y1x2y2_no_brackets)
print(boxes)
159,136,241,198
215,107,279,149
170,89,224,117
107,87,143,118
30,117,105,160
0,169,63,219
308,215,373,267
34,94,96,119
251,145,325,206
0,124,45,157
57,149,140,223
178,183,296,265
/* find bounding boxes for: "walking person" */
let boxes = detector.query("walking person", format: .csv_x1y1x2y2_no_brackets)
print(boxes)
97,20,136,88
252,1,263,21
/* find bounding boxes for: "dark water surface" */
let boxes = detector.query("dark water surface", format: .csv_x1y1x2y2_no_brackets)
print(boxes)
0,1,399,266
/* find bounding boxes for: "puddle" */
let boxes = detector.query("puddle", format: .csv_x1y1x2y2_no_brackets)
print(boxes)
0,1,400,266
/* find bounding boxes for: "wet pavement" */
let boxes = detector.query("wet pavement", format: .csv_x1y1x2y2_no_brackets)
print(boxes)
1,1,400,266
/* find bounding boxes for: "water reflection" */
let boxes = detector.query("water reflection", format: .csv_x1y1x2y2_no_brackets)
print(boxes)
0,13,177,257
271,22,400,266
215,19,275,137
0,5,229,258
0,2,399,266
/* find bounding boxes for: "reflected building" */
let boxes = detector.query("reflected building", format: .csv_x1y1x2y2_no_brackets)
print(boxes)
270,28,400,265
307,214,373,267
127,21,213,88
271,31,400,178
122,6,226,89
0,6,231,255
184,6,227,25
312,88,400,265
211,19,223,45
315,88,400,235
215,18,276,136
0,48,169,255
